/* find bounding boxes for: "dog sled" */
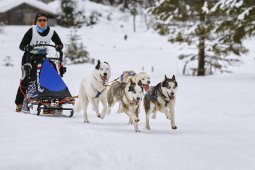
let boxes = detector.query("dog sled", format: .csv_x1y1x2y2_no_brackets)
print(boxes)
20,44,74,117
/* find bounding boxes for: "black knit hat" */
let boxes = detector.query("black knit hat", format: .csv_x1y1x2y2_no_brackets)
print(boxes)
34,12,48,22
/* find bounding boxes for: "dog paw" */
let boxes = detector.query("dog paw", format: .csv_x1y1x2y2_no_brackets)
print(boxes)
172,126,178,130
128,121,134,125
135,129,141,132
134,118,140,122
151,114,156,119
84,120,90,123
145,126,151,130
97,114,101,118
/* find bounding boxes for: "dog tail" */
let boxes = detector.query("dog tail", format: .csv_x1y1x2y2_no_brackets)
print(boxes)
74,98,82,113
74,80,85,113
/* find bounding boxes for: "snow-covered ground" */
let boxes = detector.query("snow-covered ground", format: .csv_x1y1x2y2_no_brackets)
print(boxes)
1,2,255,170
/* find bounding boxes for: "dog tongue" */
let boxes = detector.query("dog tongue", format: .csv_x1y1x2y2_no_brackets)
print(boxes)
143,84,150,92
101,75,107,81
169,96,174,100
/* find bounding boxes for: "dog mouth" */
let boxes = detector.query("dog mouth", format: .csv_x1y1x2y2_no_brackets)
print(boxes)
100,74,108,81
168,94,175,100
143,84,150,92
132,98,140,105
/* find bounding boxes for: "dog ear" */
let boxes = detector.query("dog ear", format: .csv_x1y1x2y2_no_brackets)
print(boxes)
128,83,135,92
130,79,135,85
165,75,168,80
172,75,176,80
175,81,178,88
95,60,101,70
138,80,144,92
162,80,167,87
138,80,143,87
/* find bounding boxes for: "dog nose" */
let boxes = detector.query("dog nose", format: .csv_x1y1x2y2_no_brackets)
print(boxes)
103,73,107,76
171,92,174,96
136,97,140,101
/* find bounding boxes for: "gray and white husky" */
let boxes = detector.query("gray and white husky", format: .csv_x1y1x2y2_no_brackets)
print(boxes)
105,80,144,132
75,60,111,123
120,70,150,91
144,75,178,130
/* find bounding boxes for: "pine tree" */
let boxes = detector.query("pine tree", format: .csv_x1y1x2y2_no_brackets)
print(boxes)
64,29,89,65
212,0,255,42
59,0,86,27
151,0,248,76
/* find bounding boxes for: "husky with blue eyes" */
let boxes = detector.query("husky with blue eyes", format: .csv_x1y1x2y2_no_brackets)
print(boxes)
104,80,144,132
75,60,111,123
144,75,178,130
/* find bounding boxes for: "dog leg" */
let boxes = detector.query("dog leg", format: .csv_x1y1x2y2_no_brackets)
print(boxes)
164,112,170,120
134,121,141,132
169,107,177,130
100,97,108,119
131,112,140,132
129,117,133,124
117,103,123,113
91,99,101,118
82,97,89,123
124,112,133,124
145,110,151,130
151,112,157,119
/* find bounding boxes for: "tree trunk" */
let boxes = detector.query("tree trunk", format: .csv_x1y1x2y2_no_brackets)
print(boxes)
133,14,136,32
197,13,205,76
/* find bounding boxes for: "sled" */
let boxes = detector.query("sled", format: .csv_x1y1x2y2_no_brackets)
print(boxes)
21,44,74,117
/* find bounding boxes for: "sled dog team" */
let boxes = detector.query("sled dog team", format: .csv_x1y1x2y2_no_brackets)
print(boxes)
75,60,178,132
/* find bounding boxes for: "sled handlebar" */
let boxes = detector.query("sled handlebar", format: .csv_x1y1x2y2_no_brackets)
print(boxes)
32,44,63,62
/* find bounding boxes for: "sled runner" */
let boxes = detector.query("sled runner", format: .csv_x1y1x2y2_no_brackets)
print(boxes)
20,44,74,117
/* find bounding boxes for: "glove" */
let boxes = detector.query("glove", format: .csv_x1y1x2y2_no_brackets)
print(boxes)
24,45,33,52
55,45,63,52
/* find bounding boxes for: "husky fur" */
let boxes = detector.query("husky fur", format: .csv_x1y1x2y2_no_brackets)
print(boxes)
75,60,111,123
120,70,150,91
106,80,144,132
117,70,150,114
144,75,178,130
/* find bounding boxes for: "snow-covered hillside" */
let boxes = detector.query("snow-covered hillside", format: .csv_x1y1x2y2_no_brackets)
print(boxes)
1,1,255,170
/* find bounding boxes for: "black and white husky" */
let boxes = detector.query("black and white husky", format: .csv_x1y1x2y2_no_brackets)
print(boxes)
75,60,111,123
117,70,150,114
105,80,144,132
144,75,178,130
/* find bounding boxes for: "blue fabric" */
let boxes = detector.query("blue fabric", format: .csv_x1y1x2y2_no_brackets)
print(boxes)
40,59,67,91
36,25,47,33
95,91,101,98
120,71,136,81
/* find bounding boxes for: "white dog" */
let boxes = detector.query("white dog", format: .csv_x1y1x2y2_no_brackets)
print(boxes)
75,60,111,123
143,75,178,130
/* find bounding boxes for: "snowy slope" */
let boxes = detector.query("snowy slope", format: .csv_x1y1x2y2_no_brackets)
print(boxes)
1,2,255,170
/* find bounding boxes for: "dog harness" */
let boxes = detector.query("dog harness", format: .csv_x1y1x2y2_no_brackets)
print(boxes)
145,85,171,106
120,71,136,82
95,91,102,98
91,76,107,98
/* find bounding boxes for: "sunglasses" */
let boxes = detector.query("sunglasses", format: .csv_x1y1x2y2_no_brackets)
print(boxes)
37,19,47,22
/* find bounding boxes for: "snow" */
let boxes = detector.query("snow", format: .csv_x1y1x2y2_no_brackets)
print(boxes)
0,0,57,14
1,1,255,170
